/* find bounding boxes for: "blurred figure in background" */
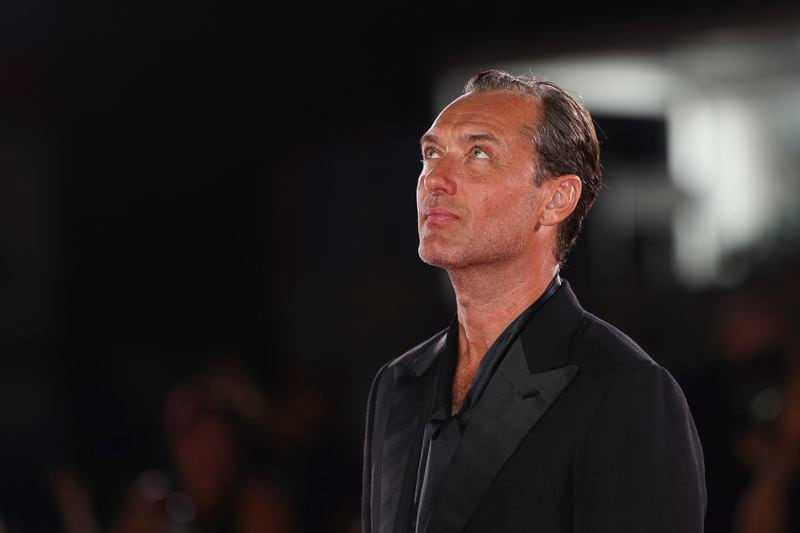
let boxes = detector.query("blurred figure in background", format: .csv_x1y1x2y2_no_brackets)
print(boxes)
685,268,800,533
735,359,800,533
51,352,362,533
115,356,294,533
54,356,297,533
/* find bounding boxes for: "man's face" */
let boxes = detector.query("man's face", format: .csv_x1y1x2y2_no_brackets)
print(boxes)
417,90,548,269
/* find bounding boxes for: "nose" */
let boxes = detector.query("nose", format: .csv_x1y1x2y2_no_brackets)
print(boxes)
421,156,456,195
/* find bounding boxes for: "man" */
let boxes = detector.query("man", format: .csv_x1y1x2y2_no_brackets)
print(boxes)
362,70,706,533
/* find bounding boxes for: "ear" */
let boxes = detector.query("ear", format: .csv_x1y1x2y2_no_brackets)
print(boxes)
540,175,581,226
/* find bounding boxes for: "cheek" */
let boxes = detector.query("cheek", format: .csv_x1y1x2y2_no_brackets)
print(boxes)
471,185,507,217
476,188,537,231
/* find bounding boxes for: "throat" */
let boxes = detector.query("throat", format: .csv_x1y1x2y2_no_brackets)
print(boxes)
450,361,480,416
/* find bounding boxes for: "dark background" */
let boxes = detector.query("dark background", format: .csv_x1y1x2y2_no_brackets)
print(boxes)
3,2,800,532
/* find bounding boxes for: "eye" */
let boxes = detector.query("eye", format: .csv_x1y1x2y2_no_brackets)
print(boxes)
470,147,489,159
422,147,441,160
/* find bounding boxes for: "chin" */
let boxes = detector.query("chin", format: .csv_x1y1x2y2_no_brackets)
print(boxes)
418,242,467,269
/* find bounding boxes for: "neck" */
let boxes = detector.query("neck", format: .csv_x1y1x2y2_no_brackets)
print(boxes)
448,253,559,368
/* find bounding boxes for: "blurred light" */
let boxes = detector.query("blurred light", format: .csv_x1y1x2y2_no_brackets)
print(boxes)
435,54,679,118
136,469,170,503
511,57,678,117
749,386,783,424
668,95,774,285
166,492,197,524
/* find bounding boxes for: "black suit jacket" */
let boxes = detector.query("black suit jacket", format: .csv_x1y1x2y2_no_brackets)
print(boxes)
362,281,706,532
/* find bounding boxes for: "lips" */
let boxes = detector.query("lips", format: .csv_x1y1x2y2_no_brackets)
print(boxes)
424,207,459,223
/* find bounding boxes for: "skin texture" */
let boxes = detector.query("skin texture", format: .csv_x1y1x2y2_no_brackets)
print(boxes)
416,90,581,412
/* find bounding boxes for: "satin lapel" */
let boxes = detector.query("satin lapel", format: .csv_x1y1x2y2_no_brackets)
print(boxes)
427,338,579,532
378,359,439,533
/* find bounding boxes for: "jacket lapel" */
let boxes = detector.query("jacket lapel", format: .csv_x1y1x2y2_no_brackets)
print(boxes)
426,339,578,532
378,332,447,533
426,281,585,532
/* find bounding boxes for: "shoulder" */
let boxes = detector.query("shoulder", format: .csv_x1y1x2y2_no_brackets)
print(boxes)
390,326,449,366
570,318,706,530
569,311,692,417
364,326,449,431
367,326,449,389
571,310,659,377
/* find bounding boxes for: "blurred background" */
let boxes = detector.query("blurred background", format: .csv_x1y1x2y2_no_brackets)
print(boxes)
3,1,800,532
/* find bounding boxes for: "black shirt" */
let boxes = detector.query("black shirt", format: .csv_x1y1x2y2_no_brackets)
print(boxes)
410,274,562,532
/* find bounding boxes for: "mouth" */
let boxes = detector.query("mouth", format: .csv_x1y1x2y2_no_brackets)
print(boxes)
423,207,459,223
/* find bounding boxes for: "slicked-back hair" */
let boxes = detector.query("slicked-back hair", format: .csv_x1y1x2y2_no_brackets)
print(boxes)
463,69,601,263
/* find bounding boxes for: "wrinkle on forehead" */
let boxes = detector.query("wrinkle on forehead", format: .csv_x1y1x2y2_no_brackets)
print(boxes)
441,91,540,121
425,90,542,147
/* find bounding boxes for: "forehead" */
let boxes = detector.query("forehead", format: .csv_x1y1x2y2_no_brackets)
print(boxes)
426,90,541,138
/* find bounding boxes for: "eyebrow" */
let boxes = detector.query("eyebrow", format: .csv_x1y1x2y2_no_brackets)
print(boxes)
419,132,501,145
463,133,499,144
420,133,440,145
